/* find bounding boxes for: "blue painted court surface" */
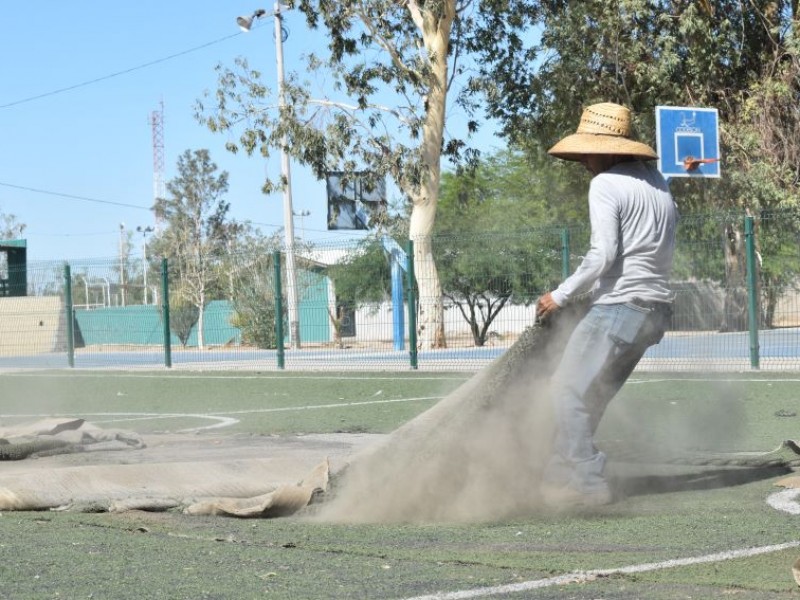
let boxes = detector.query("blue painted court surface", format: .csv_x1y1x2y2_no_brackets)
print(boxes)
2,327,799,371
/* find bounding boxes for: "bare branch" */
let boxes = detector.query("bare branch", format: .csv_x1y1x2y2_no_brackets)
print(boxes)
307,98,417,126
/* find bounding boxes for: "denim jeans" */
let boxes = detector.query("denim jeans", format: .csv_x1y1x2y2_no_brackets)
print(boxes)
542,302,670,493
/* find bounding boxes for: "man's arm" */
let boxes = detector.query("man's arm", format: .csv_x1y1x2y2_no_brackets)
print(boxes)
537,178,620,317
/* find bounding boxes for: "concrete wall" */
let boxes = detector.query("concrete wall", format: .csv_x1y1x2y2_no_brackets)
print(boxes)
0,296,63,356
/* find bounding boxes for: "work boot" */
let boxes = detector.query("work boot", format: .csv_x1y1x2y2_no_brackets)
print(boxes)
540,482,613,510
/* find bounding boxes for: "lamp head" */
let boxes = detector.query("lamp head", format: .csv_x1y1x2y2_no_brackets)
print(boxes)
236,15,253,31
237,9,267,32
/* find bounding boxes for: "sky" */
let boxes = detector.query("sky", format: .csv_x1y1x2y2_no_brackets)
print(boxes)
0,1,504,263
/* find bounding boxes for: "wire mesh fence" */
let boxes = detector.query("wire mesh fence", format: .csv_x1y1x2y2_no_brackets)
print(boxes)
2,209,800,371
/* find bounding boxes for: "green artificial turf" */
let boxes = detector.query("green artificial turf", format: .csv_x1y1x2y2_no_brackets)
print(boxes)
1,371,799,599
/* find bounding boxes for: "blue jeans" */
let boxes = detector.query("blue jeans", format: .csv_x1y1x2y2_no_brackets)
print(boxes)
542,302,670,493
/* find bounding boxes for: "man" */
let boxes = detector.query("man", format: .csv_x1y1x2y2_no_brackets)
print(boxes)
536,102,679,508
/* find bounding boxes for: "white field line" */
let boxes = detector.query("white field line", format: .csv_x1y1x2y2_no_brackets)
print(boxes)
1,396,441,420
0,396,441,432
208,396,442,416
399,541,800,600
95,396,442,430
628,377,800,383
0,372,468,381
0,412,239,432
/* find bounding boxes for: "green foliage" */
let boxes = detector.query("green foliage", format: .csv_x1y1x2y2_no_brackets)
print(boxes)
435,148,570,345
196,0,472,200
166,297,199,347
670,212,730,282
149,149,242,347
229,287,279,349
326,237,395,308
757,210,800,327
221,228,284,349
467,2,800,328
0,212,26,240
469,1,799,213
470,1,780,147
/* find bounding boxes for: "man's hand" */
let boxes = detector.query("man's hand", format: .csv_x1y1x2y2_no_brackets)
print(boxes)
536,292,561,322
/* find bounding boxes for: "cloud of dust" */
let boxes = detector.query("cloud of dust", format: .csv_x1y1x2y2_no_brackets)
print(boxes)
314,307,587,524
598,377,748,462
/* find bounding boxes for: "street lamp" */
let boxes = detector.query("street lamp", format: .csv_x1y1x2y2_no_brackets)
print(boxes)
293,210,310,240
119,223,127,307
237,4,301,349
136,226,154,305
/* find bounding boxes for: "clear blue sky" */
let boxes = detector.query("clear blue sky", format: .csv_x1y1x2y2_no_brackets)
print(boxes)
1,1,503,262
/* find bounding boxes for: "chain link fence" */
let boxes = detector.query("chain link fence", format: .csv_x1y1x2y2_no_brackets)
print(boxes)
2,209,800,371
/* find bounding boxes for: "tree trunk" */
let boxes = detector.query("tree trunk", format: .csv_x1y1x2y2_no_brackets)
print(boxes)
197,289,206,350
407,0,455,350
410,203,445,348
327,306,344,349
721,222,748,332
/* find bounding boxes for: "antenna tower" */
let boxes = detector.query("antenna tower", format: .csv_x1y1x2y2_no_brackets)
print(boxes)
150,100,166,225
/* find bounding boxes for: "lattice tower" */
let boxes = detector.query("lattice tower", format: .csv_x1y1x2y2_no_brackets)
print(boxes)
150,100,166,227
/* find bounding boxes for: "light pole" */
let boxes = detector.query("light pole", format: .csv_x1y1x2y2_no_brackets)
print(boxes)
237,4,301,349
119,223,127,307
79,276,89,308
100,276,111,307
293,210,310,240
137,226,154,305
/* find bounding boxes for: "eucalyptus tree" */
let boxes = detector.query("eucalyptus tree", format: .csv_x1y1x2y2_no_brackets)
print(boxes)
151,149,240,349
197,0,485,349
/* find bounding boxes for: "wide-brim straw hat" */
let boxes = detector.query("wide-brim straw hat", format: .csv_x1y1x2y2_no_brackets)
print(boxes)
548,102,657,161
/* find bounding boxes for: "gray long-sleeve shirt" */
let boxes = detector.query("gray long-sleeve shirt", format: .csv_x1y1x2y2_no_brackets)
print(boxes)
551,160,679,307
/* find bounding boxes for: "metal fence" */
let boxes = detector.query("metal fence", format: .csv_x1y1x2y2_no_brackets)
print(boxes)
2,209,800,372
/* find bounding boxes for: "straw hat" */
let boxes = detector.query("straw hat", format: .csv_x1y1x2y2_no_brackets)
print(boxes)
548,102,657,161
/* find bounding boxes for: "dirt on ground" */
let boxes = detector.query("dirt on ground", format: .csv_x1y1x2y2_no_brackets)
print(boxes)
0,429,382,514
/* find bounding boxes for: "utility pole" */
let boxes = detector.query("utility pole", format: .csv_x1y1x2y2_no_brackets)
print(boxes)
237,4,301,349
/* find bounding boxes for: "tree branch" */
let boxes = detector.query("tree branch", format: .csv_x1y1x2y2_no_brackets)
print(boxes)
307,98,417,126
354,1,420,84
405,0,425,31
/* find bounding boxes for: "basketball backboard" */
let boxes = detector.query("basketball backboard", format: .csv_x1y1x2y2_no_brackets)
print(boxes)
325,171,387,230
655,106,721,178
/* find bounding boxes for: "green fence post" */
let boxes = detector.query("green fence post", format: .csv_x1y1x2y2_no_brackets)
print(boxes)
744,215,760,369
405,240,418,370
561,227,571,279
273,250,285,370
63,263,75,368
161,258,172,368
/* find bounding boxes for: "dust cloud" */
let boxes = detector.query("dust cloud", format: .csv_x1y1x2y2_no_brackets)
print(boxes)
598,377,748,462
315,305,587,524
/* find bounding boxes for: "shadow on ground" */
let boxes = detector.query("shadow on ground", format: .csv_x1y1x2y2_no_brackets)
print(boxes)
611,462,791,498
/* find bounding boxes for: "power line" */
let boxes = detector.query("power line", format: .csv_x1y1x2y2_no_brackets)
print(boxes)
0,182,151,210
0,32,244,110
0,181,289,230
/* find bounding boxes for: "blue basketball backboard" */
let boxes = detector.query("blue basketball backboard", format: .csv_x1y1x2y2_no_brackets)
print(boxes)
655,106,720,178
